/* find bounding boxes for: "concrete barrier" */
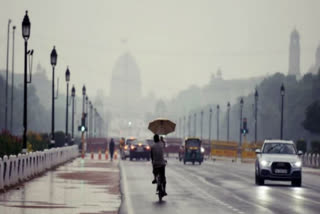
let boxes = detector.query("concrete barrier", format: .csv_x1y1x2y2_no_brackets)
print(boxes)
0,145,78,191
302,153,320,168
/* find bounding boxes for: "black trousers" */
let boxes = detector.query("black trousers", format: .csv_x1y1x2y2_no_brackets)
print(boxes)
153,166,166,184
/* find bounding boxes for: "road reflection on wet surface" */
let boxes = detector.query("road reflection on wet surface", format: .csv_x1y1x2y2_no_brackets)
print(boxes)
0,157,120,214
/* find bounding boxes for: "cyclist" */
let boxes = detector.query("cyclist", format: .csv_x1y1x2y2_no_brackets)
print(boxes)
151,134,167,196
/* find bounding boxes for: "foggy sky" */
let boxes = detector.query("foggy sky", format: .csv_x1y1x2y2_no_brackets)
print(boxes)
1,0,320,99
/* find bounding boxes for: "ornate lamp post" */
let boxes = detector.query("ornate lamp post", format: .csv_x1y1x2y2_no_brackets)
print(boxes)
217,105,220,141
239,98,244,147
227,102,230,141
50,46,57,145
10,25,16,133
65,67,70,145
194,113,197,137
254,88,259,143
71,86,75,143
200,110,204,140
22,11,30,153
280,84,285,140
209,108,213,158
86,96,89,139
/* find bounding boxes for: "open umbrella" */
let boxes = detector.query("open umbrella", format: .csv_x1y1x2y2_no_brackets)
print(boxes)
148,118,176,135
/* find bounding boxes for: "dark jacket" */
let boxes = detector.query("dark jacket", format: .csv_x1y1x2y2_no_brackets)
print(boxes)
109,139,115,152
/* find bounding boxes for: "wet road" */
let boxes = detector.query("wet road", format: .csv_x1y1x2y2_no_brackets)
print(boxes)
120,158,320,214
0,157,121,214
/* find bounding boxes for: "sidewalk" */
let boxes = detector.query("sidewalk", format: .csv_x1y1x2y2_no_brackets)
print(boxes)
0,156,121,214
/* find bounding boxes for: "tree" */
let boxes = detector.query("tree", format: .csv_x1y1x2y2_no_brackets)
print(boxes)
302,101,320,134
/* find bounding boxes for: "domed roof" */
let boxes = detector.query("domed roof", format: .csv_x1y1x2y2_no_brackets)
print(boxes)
110,52,142,107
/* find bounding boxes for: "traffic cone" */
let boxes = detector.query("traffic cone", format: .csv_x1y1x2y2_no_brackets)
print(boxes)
105,150,109,160
114,151,118,160
91,152,94,159
98,150,102,160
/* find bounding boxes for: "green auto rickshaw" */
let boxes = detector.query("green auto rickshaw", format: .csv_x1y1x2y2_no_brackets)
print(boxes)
182,138,204,165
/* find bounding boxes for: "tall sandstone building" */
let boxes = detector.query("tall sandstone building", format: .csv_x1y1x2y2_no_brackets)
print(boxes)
288,29,301,77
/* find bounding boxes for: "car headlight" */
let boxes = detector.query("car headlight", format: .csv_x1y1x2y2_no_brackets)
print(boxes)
260,160,269,167
294,161,302,168
200,147,205,153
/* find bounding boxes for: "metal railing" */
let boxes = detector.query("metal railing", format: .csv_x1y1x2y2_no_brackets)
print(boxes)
0,145,78,190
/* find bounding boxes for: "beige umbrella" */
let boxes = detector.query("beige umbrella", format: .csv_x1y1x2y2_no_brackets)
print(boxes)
148,118,176,135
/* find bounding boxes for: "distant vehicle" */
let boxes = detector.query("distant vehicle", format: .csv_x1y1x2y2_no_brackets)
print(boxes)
129,140,151,161
255,140,303,187
180,138,205,165
121,137,137,160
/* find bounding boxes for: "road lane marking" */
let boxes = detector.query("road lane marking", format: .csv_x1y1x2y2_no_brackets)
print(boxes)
120,161,135,214
168,167,244,214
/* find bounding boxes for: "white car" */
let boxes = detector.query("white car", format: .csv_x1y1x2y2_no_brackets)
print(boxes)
255,140,303,187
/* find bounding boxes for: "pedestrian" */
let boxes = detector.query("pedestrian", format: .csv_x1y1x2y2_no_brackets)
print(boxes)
109,138,115,161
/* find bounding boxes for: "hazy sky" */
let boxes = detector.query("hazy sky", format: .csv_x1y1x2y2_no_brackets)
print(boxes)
1,0,320,99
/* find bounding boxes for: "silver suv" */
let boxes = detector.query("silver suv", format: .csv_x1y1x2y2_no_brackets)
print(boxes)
255,140,303,187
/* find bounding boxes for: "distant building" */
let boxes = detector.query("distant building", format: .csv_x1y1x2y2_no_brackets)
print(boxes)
308,45,320,74
288,29,301,77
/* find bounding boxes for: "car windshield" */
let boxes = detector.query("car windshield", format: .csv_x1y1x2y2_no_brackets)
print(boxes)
126,139,137,145
132,141,146,146
262,143,296,154
186,139,201,147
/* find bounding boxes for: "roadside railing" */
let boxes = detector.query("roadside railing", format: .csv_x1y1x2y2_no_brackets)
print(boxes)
302,153,320,168
0,145,78,191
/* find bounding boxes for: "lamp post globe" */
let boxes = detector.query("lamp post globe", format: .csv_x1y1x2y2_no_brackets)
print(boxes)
22,11,30,40
280,84,285,96
50,46,57,66
82,85,86,95
65,66,70,82
72,86,75,97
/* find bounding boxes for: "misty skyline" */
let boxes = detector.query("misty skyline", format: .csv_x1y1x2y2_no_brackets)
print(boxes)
1,0,320,99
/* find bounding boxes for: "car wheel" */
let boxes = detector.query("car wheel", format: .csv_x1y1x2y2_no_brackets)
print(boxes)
255,171,264,185
192,161,195,165
292,178,302,187
199,161,202,165
130,157,133,161
183,160,186,165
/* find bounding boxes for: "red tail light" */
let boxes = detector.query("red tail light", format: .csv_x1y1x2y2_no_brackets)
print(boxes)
130,145,135,150
146,146,150,150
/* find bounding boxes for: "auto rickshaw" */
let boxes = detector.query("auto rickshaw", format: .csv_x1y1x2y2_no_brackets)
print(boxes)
182,138,204,165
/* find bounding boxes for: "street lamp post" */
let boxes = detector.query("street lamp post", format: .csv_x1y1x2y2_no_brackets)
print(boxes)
188,115,191,137
183,116,186,139
254,88,259,143
280,84,285,140
239,98,244,147
200,110,204,140
217,105,220,141
194,113,197,137
50,46,57,145
82,85,86,114
71,86,75,143
5,19,11,130
65,67,70,145
22,11,30,153
10,25,16,133
227,102,230,141
94,108,97,138
209,108,213,158
86,96,89,139
89,102,93,138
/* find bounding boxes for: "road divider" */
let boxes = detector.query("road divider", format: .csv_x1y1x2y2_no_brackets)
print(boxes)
211,141,238,162
0,145,78,191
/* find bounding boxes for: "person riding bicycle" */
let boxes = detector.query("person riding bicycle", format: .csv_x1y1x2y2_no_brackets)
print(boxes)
151,134,167,196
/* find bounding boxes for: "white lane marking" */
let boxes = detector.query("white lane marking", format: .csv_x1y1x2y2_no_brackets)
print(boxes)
120,161,135,214
169,167,243,214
